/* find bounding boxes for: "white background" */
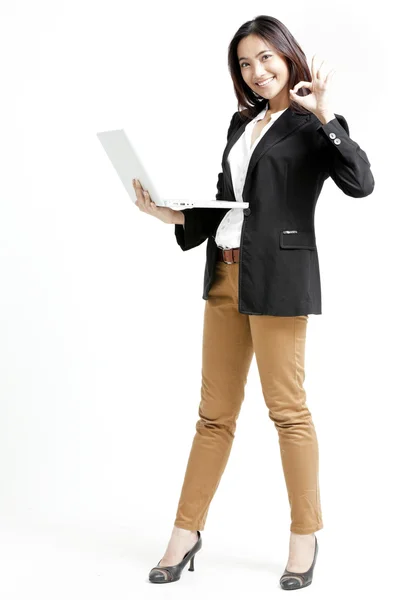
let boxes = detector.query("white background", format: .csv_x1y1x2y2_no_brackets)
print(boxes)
1,1,399,598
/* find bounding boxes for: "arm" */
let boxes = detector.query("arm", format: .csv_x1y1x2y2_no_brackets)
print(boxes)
317,113,375,197
174,172,229,250
174,111,241,251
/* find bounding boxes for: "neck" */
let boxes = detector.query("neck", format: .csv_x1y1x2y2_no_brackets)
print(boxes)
267,96,290,114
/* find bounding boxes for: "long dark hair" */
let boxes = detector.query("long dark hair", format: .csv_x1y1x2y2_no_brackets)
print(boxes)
228,16,312,121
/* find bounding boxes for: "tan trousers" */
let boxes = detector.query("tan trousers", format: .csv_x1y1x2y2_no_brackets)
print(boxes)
174,260,323,535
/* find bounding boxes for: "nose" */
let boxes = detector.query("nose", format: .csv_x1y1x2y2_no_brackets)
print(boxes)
253,65,270,82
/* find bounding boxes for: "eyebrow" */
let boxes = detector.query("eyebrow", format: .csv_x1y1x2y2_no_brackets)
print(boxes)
238,50,271,61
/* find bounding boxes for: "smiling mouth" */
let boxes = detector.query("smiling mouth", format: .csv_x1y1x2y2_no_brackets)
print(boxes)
256,76,276,87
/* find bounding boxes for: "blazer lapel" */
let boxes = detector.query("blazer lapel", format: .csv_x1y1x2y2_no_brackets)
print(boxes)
222,106,310,201
221,117,249,199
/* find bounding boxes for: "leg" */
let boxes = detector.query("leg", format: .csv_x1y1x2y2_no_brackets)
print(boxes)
248,314,323,535
174,261,254,531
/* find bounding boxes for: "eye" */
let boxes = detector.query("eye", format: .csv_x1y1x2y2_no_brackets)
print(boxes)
240,54,271,68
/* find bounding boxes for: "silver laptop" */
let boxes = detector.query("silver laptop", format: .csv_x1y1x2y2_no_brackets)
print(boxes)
96,129,249,210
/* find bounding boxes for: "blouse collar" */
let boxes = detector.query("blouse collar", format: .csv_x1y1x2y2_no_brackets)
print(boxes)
253,100,288,122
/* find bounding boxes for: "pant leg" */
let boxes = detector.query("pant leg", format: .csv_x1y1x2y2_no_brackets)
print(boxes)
174,262,254,531
248,314,323,534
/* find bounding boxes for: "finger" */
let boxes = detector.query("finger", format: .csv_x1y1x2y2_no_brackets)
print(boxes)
132,178,145,202
135,198,144,210
316,58,326,79
137,180,151,208
311,54,317,82
319,58,333,83
290,81,312,93
326,68,336,84
132,181,145,210
147,194,157,210
289,92,304,104
147,195,157,210
132,179,157,212
143,190,152,210
312,54,325,80
144,190,158,211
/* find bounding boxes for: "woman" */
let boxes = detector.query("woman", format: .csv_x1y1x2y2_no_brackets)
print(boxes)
133,15,374,590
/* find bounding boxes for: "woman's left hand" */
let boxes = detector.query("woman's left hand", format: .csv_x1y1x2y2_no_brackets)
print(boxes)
289,54,335,116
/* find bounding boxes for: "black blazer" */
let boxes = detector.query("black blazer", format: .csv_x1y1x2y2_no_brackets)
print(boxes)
175,105,374,316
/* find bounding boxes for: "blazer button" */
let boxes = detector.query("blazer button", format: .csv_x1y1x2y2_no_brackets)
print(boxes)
329,132,336,139
334,138,341,144
244,208,251,216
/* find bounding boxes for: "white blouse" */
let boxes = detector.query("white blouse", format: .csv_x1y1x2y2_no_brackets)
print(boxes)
214,102,288,249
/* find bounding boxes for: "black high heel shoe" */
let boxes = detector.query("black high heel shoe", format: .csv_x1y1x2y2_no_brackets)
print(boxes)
279,534,318,590
148,530,202,584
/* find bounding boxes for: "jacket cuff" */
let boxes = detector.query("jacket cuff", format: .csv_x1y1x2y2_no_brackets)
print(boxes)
317,116,370,168
317,116,347,137
316,115,374,197
174,208,208,251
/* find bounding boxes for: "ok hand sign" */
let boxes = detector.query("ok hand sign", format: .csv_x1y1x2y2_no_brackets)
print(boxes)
289,54,335,116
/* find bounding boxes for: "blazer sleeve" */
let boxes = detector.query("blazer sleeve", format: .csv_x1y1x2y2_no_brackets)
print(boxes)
174,111,240,251
317,114,375,198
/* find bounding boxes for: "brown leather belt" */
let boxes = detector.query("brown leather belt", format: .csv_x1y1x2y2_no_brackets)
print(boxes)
217,247,240,264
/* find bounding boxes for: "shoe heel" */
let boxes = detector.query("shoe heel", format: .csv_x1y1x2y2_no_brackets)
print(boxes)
188,554,195,572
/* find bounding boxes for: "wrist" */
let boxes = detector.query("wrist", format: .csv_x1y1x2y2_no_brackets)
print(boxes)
315,111,336,125
173,210,185,226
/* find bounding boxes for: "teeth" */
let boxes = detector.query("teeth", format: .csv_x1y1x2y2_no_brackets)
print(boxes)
257,77,275,87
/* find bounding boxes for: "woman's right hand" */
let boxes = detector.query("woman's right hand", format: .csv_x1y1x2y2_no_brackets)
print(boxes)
132,179,182,225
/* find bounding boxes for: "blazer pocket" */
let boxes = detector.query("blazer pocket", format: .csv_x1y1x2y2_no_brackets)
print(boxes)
280,229,316,249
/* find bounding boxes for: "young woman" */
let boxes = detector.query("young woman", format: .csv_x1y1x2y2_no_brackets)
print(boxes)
134,15,374,590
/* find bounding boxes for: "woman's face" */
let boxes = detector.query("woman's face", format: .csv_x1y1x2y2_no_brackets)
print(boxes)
237,34,290,108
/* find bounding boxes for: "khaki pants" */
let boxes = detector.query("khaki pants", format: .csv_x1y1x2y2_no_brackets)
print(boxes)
174,260,323,535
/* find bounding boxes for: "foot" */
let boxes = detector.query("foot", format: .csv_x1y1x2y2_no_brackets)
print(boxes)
285,532,316,573
157,526,199,567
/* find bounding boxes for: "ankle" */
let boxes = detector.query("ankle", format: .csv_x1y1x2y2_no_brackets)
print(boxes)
173,526,197,536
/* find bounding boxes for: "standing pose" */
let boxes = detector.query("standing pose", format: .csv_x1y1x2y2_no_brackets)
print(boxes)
134,15,374,590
